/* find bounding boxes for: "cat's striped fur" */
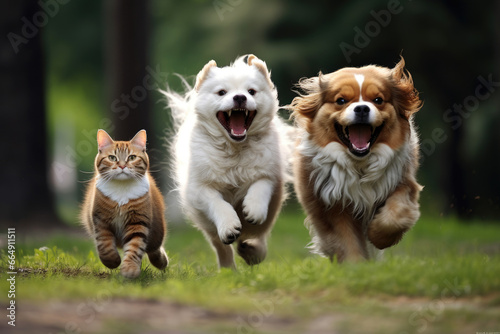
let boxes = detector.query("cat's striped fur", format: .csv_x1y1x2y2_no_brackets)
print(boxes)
81,129,168,278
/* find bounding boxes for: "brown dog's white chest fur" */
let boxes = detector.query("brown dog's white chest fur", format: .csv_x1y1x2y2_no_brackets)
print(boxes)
298,133,412,219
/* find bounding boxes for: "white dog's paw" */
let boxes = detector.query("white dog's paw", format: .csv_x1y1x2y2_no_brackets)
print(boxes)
242,197,268,225
218,220,242,245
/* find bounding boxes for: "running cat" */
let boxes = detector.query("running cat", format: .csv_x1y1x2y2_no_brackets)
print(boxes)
81,129,168,278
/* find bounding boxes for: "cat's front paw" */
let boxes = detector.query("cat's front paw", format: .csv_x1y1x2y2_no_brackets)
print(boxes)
120,260,141,279
242,196,268,225
99,250,121,269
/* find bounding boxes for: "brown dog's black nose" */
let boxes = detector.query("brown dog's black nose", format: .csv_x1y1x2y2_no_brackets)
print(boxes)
354,104,370,122
233,94,247,107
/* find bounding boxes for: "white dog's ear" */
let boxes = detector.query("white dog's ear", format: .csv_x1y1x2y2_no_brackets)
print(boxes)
246,54,274,88
195,60,217,91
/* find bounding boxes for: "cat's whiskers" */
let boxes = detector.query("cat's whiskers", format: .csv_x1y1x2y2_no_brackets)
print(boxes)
132,171,146,181
97,172,115,186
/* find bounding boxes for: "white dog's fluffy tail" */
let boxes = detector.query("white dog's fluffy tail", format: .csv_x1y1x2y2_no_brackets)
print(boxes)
160,75,194,130
274,117,298,184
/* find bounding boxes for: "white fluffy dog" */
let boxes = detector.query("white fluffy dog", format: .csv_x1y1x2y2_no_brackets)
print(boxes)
164,55,289,268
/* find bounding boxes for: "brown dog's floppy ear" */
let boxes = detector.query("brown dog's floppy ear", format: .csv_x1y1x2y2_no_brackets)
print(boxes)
391,56,406,82
289,73,324,128
391,57,422,119
195,60,217,91
247,54,275,88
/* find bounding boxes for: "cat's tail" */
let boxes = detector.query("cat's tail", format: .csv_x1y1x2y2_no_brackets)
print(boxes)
160,75,195,131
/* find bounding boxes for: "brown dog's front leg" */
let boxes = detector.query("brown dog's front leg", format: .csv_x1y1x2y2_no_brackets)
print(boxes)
368,180,422,249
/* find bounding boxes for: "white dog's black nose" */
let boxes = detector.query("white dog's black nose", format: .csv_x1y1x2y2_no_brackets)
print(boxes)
354,104,370,122
233,94,247,107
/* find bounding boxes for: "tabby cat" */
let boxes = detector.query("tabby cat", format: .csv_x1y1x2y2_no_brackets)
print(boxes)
81,129,168,278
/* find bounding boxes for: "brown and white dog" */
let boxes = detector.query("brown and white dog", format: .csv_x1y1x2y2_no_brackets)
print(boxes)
289,58,423,261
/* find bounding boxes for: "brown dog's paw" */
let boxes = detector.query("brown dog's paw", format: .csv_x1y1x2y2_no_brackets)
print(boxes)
368,225,406,249
237,239,267,265
368,189,420,249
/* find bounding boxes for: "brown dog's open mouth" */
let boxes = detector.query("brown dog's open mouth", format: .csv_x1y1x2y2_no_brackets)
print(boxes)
335,122,384,157
216,109,257,142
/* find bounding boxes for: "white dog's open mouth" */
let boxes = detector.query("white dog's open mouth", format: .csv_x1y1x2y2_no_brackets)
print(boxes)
216,109,257,141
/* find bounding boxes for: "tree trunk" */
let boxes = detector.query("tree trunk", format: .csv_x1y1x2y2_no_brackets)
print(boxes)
104,0,166,188
441,0,470,219
105,0,151,141
0,0,59,225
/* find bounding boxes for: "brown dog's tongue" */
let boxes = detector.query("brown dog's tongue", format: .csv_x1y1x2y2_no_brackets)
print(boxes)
349,124,372,149
229,110,246,135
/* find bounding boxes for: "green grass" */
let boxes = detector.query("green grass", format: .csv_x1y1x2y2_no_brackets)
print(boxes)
1,208,500,333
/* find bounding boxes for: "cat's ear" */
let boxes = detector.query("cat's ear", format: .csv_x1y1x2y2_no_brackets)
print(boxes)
131,130,147,151
97,129,114,151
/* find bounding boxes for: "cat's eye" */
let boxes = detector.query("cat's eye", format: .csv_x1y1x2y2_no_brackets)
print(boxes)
128,155,137,161
108,155,117,162
248,89,256,96
217,90,227,96
373,97,384,105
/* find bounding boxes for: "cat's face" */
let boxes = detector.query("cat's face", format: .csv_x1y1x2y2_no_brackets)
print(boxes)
95,130,149,181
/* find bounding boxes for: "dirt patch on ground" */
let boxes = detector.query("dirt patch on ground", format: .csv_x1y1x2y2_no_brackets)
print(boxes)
2,295,499,334
1,298,299,334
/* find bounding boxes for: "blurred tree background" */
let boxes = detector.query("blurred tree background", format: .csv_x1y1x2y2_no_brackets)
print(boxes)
1,0,499,226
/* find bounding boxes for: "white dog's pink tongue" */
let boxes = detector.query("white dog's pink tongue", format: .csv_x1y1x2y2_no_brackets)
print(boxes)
229,111,247,136
349,124,371,149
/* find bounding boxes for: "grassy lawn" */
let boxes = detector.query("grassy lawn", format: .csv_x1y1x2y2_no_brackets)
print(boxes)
1,206,500,333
